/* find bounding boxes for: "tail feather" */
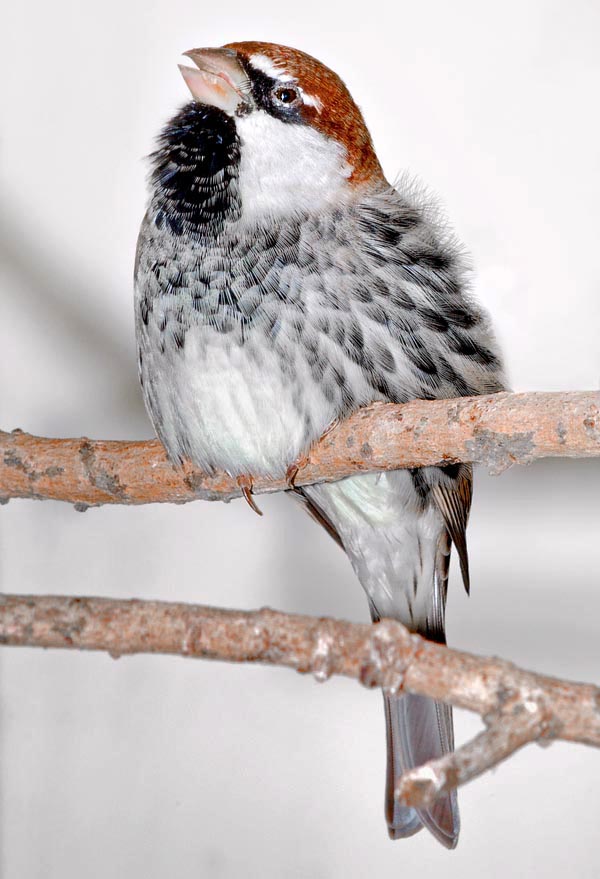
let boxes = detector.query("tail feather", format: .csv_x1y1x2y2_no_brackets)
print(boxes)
302,469,471,848
383,695,423,838
385,692,459,848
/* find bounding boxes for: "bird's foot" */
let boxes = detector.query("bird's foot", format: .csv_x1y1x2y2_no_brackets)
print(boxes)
236,475,263,516
285,454,310,489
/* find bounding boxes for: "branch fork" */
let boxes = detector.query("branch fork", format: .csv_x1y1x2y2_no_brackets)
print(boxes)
1,595,598,808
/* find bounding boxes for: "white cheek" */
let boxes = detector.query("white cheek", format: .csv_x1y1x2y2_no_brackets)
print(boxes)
235,111,353,219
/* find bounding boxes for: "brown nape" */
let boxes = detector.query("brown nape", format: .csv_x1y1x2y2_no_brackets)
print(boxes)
224,41,386,188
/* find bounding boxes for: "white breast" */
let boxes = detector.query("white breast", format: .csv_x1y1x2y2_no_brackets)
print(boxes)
146,324,334,478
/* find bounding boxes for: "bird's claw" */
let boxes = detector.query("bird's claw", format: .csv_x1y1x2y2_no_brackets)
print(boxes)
285,454,310,489
237,475,263,516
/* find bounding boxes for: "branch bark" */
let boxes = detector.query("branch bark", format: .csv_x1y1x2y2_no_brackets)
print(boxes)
1,390,599,507
1,594,599,808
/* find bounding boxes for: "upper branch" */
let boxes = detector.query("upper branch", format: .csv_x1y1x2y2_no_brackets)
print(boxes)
1,390,599,507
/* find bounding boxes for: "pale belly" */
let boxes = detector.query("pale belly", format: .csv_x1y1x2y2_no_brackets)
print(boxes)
142,324,335,478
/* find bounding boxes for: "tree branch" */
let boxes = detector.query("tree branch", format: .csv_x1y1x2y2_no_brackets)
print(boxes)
1,390,599,507
395,719,541,810
3,396,598,814
1,594,599,808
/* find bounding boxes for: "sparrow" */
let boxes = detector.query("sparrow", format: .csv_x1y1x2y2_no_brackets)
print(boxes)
134,41,506,848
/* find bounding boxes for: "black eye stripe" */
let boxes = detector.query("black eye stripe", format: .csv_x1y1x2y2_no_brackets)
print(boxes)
239,56,305,125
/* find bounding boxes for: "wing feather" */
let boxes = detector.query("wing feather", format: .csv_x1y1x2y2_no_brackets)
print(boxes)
430,464,473,595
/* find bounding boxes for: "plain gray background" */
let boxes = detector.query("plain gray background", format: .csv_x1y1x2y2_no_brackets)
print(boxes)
1,0,599,876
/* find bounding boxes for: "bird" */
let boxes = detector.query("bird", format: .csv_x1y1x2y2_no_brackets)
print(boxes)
134,41,506,848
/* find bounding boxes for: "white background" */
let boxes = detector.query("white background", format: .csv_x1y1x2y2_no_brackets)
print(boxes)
1,1,599,876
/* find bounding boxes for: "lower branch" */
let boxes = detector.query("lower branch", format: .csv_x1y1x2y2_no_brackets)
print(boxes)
1,594,599,806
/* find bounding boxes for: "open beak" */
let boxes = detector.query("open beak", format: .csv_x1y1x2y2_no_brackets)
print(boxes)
179,48,251,116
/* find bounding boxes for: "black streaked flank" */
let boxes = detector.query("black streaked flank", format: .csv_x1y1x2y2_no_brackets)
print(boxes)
442,305,480,328
417,306,450,333
447,329,501,367
138,161,503,410
358,203,420,241
172,328,186,350
140,297,150,326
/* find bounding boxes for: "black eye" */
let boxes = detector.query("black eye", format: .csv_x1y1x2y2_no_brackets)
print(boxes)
273,86,299,105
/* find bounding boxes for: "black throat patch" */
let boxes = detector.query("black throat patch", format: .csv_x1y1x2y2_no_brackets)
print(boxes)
149,102,241,235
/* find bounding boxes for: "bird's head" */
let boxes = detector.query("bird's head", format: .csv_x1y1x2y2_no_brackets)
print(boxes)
173,41,385,220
